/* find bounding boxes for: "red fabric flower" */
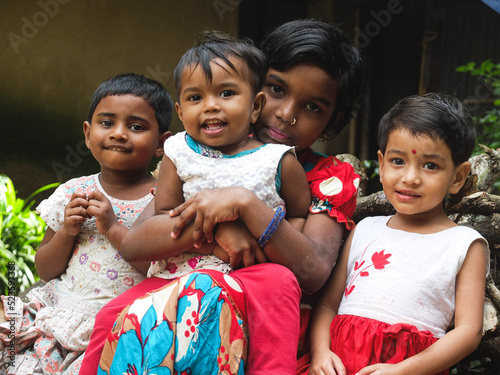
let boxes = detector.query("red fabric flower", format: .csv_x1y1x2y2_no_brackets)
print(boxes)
371,250,391,270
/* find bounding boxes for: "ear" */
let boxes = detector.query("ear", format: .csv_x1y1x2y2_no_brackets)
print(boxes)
83,121,91,149
250,92,266,124
449,161,471,194
175,102,183,122
155,131,172,158
377,150,385,183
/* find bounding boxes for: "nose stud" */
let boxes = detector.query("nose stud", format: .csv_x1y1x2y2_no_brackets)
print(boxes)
290,117,296,126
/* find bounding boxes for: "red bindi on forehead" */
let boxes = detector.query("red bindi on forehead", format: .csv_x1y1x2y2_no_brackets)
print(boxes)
412,149,416,154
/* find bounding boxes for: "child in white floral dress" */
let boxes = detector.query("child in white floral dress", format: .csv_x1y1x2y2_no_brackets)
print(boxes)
0,73,173,374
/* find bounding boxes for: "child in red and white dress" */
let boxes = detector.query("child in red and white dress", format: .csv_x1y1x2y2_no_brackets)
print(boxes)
298,93,490,375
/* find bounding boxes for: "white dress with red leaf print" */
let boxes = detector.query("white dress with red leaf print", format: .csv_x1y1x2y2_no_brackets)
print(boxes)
338,215,489,337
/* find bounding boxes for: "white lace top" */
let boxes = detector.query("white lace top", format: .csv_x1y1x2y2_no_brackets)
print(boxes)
148,131,294,279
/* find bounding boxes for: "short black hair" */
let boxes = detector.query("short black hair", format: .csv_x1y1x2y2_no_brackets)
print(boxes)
260,19,365,138
378,93,476,165
88,73,174,133
173,31,267,98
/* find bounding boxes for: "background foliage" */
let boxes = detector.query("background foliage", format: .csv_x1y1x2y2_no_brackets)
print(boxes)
0,175,58,295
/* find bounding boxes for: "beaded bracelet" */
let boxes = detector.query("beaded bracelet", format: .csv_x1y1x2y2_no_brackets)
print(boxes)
257,206,285,248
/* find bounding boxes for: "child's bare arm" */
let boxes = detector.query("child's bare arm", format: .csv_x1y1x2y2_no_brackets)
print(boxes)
168,185,344,293
154,154,185,215
308,229,354,375
35,190,89,281
357,239,487,375
121,155,216,262
279,152,311,223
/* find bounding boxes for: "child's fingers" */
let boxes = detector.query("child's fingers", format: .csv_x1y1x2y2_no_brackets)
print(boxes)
202,217,216,244
241,250,256,268
169,199,194,218
170,206,196,239
70,189,87,200
255,248,270,264
229,251,244,269
192,216,206,248
88,189,106,201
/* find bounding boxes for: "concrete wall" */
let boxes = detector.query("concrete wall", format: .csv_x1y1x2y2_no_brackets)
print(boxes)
0,0,239,197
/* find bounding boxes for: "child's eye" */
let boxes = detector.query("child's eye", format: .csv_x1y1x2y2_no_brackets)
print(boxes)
424,162,438,170
220,90,234,98
305,102,320,112
269,85,284,95
130,124,145,131
100,120,113,127
188,94,202,101
391,158,405,165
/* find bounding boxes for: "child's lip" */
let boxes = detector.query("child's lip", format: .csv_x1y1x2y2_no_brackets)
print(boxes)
396,189,421,198
268,127,289,140
105,145,131,152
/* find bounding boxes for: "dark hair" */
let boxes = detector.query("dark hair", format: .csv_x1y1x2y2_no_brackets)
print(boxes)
260,19,365,138
173,31,267,98
88,73,174,133
378,93,476,165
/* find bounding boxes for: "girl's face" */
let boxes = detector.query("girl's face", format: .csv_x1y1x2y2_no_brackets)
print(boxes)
378,127,469,220
83,94,166,176
175,58,265,155
253,64,339,152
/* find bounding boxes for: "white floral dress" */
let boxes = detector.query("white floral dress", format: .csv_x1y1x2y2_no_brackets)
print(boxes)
0,174,149,374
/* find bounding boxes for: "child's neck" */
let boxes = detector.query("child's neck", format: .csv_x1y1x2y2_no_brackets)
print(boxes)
98,169,155,200
199,134,263,156
388,209,456,234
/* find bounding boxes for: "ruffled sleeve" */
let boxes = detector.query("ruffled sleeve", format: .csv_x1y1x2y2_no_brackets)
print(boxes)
304,154,360,230
36,175,97,233
36,182,72,233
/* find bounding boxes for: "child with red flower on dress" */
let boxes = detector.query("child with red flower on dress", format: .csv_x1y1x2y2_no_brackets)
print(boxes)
298,93,490,375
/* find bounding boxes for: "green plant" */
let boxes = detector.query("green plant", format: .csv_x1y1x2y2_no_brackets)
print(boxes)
457,60,500,193
0,175,59,295
456,59,500,153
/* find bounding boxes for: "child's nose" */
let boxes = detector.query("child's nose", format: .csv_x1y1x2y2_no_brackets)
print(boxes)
276,99,296,125
402,167,421,185
110,124,128,141
203,95,221,112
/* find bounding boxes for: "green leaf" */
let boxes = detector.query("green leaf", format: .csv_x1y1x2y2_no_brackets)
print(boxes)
481,59,494,72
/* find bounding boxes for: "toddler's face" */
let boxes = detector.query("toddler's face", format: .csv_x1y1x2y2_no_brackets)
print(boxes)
83,94,165,174
175,57,263,155
253,64,339,152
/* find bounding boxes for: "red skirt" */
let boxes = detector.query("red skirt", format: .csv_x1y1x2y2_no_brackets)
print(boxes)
297,314,448,375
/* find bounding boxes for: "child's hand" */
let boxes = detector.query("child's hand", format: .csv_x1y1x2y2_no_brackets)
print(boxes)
214,221,259,269
169,187,246,247
212,245,231,264
309,348,346,375
63,190,89,237
87,190,119,236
